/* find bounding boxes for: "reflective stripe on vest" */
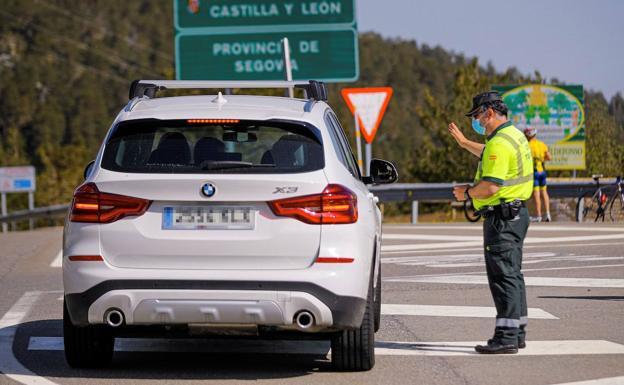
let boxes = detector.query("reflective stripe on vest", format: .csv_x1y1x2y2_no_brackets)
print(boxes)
495,132,532,186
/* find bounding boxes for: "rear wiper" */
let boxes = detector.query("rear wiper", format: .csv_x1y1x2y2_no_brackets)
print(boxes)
199,161,275,170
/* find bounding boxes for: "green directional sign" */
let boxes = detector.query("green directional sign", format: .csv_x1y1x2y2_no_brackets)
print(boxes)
173,0,359,82
176,29,358,81
175,0,355,29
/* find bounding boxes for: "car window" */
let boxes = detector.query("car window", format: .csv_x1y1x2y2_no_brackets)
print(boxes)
326,111,361,179
324,113,351,171
101,119,324,174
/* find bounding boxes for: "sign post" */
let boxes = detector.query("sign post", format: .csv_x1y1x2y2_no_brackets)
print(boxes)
174,0,358,83
0,166,36,233
281,37,294,97
341,87,393,175
354,111,363,174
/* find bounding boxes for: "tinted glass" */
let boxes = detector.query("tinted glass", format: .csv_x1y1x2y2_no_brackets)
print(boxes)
101,119,324,174
326,111,360,178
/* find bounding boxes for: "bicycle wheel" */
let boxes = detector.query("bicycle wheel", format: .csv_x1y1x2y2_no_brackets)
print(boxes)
609,193,624,222
464,200,481,222
576,193,599,222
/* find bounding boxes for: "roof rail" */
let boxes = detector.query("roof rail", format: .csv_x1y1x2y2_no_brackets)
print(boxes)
129,80,328,102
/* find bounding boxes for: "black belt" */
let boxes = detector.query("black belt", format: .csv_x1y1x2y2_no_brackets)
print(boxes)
476,200,526,218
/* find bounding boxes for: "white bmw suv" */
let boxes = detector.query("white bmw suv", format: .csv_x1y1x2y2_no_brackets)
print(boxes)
63,80,397,371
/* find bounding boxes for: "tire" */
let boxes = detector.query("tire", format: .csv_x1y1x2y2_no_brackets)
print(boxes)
609,193,624,222
576,193,598,222
373,266,381,333
331,278,375,371
63,300,114,368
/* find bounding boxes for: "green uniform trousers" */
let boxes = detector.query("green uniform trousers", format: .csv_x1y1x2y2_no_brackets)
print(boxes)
483,206,529,346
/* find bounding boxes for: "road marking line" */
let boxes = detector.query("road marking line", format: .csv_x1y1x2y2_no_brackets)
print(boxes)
382,252,556,264
381,242,624,255
374,340,624,356
382,234,483,241
382,241,483,252
382,225,624,232
425,259,623,269
385,255,621,268
551,376,624,385
27,337,624,356
385,275,624,288
0,291,58,385
382,234,624,252
381,304,557,319
49,250,62,268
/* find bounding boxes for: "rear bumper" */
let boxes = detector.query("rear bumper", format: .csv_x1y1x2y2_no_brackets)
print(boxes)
65,280,366,330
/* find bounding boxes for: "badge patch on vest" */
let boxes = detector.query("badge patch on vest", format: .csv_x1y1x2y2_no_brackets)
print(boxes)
488,155,497,160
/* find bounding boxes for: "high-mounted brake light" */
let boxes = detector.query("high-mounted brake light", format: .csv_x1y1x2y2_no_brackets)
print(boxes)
268,184,358,224
68,255,104,262
70,183,151,223
187,119,239,124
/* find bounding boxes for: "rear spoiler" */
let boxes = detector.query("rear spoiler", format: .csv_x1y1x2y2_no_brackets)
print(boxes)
129,80,328,101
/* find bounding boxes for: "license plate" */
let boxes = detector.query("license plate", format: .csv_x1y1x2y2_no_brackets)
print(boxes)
162,206,254,230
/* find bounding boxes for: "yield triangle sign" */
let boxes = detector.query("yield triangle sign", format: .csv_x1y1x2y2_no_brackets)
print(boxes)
341,87,393,143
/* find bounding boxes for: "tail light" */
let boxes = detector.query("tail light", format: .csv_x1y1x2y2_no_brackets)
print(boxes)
268,184,357,224
70,183,151,223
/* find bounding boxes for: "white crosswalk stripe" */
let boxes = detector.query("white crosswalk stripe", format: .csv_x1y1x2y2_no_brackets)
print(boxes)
27,337,624,357
49,251,62,268
382,304,557,319
385,275,624,288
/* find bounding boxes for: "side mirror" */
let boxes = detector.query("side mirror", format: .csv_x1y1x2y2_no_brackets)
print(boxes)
84,160,95,180
366,158,398,185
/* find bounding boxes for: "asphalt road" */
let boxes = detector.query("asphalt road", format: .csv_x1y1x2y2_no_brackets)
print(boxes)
1,223,623,385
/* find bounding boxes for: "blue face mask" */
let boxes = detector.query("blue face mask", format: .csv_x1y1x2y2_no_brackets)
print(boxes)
471,118,486,135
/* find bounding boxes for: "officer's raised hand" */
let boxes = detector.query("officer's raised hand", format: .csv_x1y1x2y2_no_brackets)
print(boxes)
448,122,467,147
447,122,485,157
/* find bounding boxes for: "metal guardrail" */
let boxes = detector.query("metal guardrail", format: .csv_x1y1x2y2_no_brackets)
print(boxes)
0,180,616,226
369,180,616,202
0,203,69,224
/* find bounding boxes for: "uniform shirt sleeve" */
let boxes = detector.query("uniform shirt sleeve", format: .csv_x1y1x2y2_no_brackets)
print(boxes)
480,140,510,186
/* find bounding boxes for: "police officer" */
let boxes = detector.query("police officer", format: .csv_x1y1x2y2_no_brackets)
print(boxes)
448,91,533,354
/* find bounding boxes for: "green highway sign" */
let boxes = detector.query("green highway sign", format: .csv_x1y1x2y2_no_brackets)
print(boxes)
176,29,358,81
175,0,355,29
173,0,359,82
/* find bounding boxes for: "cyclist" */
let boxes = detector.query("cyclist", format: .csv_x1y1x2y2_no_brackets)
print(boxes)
524,127,552,222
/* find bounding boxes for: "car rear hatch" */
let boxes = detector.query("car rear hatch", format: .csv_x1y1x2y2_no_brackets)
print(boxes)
90,118,327,270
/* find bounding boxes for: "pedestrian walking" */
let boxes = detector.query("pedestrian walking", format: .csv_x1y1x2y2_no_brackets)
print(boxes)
448,91,533,354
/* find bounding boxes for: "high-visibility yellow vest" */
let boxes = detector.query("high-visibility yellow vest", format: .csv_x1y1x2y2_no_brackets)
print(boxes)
473,122,534,210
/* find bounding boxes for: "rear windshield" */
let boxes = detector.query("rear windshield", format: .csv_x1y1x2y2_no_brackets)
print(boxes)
101,119,324,174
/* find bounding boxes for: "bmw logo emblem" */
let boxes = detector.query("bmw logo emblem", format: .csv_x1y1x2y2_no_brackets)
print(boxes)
201,183,216,198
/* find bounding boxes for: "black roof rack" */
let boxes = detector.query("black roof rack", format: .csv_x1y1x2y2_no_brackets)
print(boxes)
129,80,328,101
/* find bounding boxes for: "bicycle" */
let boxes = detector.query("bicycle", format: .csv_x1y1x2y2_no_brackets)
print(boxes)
575,174,622,223
608,176,624,222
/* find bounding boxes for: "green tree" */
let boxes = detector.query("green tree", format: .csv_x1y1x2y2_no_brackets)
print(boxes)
584,94,623,177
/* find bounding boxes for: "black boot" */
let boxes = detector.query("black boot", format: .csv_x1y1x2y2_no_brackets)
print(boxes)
488,337,525,349
475,339,518,354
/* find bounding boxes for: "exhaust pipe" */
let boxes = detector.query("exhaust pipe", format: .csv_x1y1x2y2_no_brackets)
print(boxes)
294,310,315,330
104,308,124,327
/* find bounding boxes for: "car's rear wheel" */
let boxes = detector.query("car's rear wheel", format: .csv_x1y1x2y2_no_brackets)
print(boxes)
331,278,375,371
63,300,114,368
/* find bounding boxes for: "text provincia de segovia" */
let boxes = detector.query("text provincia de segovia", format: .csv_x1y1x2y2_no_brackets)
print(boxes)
205,1,344,18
